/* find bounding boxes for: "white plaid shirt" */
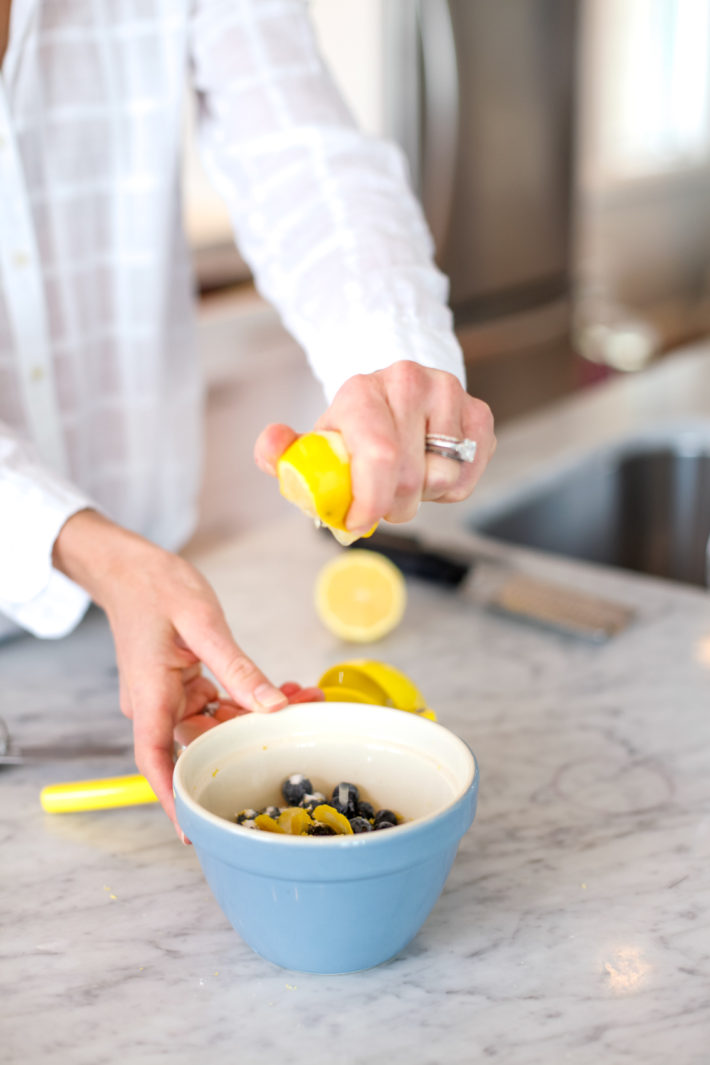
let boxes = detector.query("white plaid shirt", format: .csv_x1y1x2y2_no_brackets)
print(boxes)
0,0,464,639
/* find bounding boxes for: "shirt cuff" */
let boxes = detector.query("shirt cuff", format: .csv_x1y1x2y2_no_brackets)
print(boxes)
295,314,467,403
1,570,91,640
0,462,95,639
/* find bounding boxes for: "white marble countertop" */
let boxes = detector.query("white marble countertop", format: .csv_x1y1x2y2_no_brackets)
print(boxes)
2,347,710,1065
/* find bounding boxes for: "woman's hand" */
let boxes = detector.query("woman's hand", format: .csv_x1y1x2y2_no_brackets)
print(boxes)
173,681,322,750
52,510,322,837
254,361,495,536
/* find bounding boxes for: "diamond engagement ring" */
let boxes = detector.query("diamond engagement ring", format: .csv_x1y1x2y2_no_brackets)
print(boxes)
424,434,477,464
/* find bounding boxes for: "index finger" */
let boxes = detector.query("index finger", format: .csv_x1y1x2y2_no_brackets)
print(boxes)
177,604,288,715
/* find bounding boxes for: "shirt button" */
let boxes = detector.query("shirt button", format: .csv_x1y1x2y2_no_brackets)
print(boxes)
13,250,30,268
30,365,45,383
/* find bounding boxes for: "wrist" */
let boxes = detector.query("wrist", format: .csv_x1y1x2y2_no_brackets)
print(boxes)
52,509,154,608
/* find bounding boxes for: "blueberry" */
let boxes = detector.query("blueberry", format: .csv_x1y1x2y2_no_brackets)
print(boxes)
307,822,336,836
357,800,374,822
235,808,258,824
349,816,373,833
299,791,326,814
282,774,312,806
373,820,396,831
261,805,281,819
374,809,398,827
331,781,359,818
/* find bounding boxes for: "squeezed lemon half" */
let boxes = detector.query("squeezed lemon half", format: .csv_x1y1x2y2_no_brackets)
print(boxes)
276,430,376,545
315,550,406,643
318,659,437,721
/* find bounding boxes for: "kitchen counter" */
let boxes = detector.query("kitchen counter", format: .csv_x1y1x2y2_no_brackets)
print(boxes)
2,346,710,1065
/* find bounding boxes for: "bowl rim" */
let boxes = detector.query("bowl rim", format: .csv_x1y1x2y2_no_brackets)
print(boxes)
173,701,478,847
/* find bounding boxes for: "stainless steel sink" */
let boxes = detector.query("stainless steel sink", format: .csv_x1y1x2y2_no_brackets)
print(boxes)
469,431,710,588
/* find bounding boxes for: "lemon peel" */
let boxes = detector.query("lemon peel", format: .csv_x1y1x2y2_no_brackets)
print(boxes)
278,807,313,835
312,804,353,835
253,813,286,833
276,430,376,545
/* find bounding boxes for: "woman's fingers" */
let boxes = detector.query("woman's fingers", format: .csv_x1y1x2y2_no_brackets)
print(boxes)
119,610,287,834
181,672,220,717
314,375,400,534
177,602,288,716
58,518,303,840
253,422,299,476
423,396,496,503
173,684,325,754
308,362,496,530
279,681,302,698
283,684,326,704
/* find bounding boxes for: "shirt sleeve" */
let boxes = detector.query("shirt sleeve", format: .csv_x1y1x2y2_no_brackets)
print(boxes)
0,424,93,638
189,0,466,402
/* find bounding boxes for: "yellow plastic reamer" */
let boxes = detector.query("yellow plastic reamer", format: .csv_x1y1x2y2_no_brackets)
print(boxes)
40,774,158,813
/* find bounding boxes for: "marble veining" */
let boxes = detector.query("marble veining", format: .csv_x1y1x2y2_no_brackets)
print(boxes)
2,347,710,1064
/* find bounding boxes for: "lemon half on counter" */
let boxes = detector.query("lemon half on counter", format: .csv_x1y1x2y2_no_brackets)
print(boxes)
315,549,406,643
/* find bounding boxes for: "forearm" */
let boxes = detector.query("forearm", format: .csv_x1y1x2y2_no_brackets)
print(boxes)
51,508,158,611
190,0,465,402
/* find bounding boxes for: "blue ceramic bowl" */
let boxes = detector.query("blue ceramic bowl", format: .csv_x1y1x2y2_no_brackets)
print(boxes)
173,702,478,974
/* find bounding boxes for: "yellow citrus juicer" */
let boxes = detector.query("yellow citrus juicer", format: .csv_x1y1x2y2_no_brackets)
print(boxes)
317,660,437,721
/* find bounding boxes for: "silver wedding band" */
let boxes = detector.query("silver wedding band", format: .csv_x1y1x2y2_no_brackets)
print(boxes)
200,701,220,718
425,434,477,464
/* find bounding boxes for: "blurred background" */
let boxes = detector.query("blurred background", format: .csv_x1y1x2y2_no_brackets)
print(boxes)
184,0,710,547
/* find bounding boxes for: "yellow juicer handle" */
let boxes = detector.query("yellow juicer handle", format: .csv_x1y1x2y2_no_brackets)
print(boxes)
40,774,158,813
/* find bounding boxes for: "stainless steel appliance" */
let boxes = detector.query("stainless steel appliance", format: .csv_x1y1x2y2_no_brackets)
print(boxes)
469,431,710,589
382,0,580,416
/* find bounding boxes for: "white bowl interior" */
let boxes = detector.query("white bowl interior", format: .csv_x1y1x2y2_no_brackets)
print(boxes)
176,702,475,827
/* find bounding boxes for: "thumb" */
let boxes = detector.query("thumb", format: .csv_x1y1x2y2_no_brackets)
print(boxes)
179,606,287,714
254,422,299,476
